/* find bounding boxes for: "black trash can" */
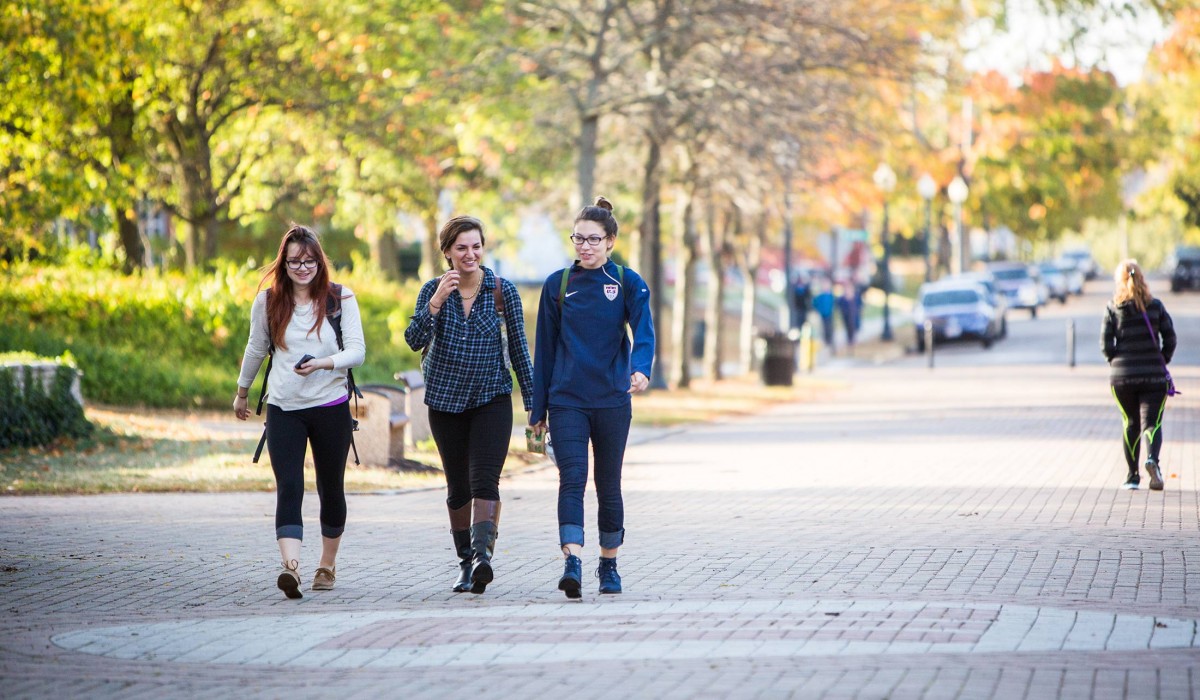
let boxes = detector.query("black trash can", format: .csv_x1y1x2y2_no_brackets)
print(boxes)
760,332,796,386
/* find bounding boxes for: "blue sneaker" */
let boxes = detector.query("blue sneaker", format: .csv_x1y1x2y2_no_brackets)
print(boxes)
597,557,621,594
558,555,582,599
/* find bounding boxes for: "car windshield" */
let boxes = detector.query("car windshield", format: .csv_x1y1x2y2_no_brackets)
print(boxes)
991,268,1028,281
1038,264,1061,274
923,290,981,306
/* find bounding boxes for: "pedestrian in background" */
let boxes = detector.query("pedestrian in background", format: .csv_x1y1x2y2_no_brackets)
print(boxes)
404,215,534,594
812,279,836,348
234,224,366,599
529,196,655,598
1101,259,1177,491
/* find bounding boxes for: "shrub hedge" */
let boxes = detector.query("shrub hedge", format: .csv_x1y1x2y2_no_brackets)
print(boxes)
0,352,93,448
0,263,425,408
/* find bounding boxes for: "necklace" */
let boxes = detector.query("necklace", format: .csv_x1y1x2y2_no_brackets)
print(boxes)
458,279,481,301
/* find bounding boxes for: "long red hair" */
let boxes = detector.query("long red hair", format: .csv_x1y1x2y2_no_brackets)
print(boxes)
258,224,336,350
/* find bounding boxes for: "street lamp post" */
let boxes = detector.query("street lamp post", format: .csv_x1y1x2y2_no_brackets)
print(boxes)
917,174,937,283
775,139,800,329
873,163,897,342
947,175,969,275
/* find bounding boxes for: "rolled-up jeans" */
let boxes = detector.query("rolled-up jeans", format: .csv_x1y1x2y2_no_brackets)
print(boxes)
550,403,632,550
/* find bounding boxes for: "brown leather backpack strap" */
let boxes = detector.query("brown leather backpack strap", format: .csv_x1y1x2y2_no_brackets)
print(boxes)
494,278,505,317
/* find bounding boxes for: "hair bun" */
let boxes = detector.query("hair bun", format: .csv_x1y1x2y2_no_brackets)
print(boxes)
593,196,613,212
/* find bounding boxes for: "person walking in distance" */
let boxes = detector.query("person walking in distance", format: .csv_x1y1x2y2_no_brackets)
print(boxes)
529,197,655,598
234,224,366,599
1101,260,1177,491
405,215,535,594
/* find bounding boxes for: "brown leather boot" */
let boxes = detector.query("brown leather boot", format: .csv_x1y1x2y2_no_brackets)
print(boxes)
468,499,501,594
448,503,472,592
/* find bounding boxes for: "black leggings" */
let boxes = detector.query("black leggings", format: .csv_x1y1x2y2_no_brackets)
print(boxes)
1111,383,1168,475
266,402,352,540
428,394,512,508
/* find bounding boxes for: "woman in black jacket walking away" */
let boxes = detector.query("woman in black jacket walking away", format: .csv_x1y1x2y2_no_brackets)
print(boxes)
1101,260,1177,491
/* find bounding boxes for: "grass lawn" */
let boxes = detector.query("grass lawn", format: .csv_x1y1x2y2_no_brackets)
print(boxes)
1,374,838,495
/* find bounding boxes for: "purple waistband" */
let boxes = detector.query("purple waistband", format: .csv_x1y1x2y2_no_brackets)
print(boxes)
318,395,350,408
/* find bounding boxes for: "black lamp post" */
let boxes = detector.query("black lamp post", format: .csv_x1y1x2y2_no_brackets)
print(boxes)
775,139,799,329
918,174,936,283
873,163,896,342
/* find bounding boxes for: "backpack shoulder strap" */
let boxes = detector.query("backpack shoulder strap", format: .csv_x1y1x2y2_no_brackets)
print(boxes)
494,278,505,317
255,289,275,416
557,267,570,313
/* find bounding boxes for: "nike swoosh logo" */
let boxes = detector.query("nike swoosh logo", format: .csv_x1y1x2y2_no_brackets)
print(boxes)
565,291,579,298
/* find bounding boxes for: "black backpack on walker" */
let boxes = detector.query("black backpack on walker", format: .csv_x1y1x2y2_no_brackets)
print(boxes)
252,283,362,464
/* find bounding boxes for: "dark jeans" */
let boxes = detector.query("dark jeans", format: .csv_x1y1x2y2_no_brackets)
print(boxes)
428,394,512,507
1111,382,1168,476
550,403,632,549
266,402,352,540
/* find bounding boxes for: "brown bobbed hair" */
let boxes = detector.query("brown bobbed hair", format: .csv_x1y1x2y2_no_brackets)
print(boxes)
259,224,337,350
438,215,486,268
575,196,618,238
1113,259,1152,312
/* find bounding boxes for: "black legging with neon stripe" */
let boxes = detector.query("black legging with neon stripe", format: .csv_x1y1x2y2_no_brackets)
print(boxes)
1111,382,1167,479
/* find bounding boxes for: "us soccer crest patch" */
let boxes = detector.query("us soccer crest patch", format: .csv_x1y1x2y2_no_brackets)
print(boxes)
604,284,619,301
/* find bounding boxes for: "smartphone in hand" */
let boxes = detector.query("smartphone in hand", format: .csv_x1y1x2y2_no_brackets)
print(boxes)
295,354,316,370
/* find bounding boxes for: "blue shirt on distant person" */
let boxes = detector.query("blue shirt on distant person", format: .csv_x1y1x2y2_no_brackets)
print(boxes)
530,260,655,425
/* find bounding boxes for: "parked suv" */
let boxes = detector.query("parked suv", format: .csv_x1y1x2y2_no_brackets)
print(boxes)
1171,246,1200,292
986,262,1042,318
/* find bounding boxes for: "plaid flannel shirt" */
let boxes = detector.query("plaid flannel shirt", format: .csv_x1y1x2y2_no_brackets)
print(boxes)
404,266,534,414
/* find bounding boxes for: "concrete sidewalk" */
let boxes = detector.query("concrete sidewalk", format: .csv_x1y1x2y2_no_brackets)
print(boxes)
1,359,1198,699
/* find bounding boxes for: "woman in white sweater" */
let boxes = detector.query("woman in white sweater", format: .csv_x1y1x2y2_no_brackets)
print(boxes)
233,225,365,599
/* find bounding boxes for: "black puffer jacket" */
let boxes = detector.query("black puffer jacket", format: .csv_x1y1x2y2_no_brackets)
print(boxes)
1101,298,1176,386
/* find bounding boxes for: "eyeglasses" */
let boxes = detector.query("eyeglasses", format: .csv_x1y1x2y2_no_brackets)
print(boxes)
569,234,606,247
286,259,319,271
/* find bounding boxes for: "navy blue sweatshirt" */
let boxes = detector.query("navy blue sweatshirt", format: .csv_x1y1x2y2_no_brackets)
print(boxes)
530,260,655,425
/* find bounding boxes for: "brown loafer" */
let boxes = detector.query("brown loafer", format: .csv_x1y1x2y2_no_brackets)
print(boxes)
277,559,303,599
312,566,336,591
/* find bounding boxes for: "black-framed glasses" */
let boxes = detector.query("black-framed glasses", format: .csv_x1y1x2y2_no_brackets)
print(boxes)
569,234,606,247
286,259,319,271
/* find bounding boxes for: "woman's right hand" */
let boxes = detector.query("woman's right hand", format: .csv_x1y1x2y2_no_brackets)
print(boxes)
430,271,460,313
233,394,249,421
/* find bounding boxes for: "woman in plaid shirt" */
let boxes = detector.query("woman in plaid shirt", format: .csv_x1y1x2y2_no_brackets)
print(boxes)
404,215,534,594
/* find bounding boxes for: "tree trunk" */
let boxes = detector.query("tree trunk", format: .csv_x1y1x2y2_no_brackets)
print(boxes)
107,79,145,274
578,113,599,208
701,201,721,380
173,122,218,270
737,214,766,375
420,209,441,281
638,136,666,384
671,187,698,389
704,204,737,380
370,226,401,280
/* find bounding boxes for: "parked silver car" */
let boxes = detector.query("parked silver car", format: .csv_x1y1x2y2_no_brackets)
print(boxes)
913,280,1003,352
949,270,1008,338
986,262,1042,318
1036,262,1070,303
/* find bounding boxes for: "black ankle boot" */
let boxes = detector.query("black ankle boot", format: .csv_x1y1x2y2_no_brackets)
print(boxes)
452,529,473,592
468,500,501,594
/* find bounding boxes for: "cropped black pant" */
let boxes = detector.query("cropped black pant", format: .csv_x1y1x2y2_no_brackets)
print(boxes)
266,402,352,540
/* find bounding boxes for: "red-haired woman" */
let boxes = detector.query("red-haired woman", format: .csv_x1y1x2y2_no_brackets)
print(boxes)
233,224,366,599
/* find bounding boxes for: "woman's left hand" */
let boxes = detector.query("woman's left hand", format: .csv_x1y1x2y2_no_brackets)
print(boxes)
295,356,334,377
628,372,649,394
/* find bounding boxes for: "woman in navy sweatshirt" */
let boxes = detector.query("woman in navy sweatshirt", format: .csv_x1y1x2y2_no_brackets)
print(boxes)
529,197,655,598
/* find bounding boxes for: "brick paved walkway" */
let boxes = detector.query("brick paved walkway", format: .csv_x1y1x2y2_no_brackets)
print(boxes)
2,356,1198,698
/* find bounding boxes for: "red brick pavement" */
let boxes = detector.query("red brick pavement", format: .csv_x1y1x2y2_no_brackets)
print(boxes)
1,359,1198,699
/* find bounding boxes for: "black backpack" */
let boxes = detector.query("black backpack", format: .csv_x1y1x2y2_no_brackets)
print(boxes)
252,283,362,464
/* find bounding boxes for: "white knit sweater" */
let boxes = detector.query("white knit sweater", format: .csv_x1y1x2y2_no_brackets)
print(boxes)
236,288,366,411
